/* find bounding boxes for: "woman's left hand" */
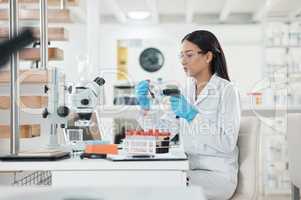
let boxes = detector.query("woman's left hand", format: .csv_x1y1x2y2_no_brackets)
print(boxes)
170,95,198,122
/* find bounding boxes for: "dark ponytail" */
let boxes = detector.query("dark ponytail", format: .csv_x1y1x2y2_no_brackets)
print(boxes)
182,30,230,81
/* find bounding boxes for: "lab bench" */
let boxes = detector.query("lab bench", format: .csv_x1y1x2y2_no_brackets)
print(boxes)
0,152,189,187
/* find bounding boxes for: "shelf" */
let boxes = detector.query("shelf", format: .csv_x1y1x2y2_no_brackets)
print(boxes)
0,108,44,124
20,47,64,61
0,96,47,109
0,0,79,6
0,9,71,23
263,23,297,196
0,124,40,138
265,77,301,83
265,45,301,48
0,69,48,83
0,27,68,41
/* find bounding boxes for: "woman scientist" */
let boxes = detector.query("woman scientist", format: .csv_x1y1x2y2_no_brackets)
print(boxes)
135,30,241,200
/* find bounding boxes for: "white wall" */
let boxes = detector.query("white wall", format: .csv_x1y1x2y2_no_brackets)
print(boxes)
52,24,88,83
97,24,263,104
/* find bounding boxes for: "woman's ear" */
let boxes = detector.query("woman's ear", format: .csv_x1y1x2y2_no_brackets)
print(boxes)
205,51,213,64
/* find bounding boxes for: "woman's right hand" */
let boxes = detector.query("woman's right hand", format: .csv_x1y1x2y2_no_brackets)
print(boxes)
135,80,150,110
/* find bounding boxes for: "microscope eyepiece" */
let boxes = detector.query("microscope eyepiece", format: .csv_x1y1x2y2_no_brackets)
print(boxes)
81,99,90,106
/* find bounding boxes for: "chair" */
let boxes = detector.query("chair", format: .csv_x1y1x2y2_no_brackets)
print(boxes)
231,116,261,200
287,114,301,200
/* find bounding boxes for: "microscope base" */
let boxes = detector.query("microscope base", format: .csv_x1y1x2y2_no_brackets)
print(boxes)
0,151,70,161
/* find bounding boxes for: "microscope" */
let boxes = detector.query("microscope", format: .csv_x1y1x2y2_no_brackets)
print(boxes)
64,77,105,150
42,73,105,151
68,77,105,127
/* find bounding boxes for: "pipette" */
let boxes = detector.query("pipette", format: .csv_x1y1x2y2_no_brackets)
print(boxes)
148,88,155,99
146,80,155,99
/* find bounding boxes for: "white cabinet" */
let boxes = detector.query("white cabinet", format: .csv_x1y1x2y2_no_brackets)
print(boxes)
0,155,189,187
52,170,187,187
260,118,290,195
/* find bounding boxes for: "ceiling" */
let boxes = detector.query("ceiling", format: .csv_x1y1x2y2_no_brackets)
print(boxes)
97,0,301,24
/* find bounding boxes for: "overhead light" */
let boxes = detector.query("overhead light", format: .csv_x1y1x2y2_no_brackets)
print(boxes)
265,0,272,7
127,11,151,20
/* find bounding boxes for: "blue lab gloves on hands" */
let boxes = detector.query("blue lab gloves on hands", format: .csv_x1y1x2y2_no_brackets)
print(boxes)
135,80,150,110
135,80,198,122
170,95,198,123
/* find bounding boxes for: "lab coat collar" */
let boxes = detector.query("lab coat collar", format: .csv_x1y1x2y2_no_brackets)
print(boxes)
194,73,219,105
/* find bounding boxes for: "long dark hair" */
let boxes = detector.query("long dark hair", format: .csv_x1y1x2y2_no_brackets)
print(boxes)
182,30,230,81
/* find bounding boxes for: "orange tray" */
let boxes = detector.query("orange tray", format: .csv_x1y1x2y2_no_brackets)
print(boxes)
84,144,118,155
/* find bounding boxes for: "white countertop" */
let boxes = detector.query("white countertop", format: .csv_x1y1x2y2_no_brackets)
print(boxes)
0,186,206,200
0,151,189,172
0,158,188,172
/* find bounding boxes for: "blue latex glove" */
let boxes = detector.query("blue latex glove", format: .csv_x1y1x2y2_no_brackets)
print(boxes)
135,80,150,110
170,95,198,122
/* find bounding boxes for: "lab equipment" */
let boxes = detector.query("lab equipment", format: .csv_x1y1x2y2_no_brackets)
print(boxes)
148,87,155,99
136,79,181,110
162,88,181,96
135,80,181,144
247,92,263,106
42,67,70,148
112,81,140,145
122,130,170,155
63,129,85,151
0,68,72,161
12,171,52,186
42,75,105,152
161,87,181,118
68,77,105,127
64,77,105,151
113,82,138,105
80,143,118,159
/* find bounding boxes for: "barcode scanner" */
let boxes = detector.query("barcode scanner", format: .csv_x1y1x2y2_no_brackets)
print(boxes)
162,88,181,96
162,88,181,119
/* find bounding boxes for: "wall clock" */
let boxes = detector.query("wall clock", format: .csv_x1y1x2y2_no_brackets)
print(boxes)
139,47,164,72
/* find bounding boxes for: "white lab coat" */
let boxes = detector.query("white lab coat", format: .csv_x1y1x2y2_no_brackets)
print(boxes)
138,74,241,200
